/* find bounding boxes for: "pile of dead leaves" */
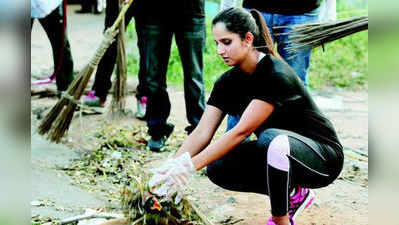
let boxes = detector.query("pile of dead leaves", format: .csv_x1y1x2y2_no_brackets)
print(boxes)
120,169,205,225
62,122,187,201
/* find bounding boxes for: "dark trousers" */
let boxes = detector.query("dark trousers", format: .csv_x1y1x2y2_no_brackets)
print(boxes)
91,0,136,101
206,128,343,215
135,18,206,138
31,3,74,91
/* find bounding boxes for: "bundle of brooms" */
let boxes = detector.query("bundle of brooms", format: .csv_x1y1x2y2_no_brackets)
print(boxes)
277,15,368,53
38,0,134,143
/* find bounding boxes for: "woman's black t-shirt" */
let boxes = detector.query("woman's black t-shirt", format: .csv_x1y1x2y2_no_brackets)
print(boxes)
207,54,342,153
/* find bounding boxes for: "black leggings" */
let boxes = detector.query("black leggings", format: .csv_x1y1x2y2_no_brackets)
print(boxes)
206,128,343,217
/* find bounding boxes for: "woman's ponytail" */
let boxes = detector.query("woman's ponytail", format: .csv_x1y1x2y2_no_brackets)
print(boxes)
249,9,278,57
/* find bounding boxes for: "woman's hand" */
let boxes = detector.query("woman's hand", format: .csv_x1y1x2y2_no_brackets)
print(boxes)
148,152,196,204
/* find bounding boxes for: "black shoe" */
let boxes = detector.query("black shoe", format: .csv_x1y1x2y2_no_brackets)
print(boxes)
147,136,168,152
147,124,174,151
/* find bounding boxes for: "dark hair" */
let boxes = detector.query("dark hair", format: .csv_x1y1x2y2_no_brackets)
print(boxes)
212,7,278,57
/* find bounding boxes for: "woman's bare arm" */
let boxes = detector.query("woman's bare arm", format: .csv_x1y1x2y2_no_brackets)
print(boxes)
175,105,225,158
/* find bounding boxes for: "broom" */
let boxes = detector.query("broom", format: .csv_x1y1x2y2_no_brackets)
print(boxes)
38,0,135,143
110,0,128,117
276,15,368,53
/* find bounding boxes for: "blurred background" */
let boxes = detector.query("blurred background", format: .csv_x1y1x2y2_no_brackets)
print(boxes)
5,0,399,224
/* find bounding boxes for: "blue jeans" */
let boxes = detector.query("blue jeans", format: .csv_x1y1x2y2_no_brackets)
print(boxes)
226,8,319,132
261,8,320,87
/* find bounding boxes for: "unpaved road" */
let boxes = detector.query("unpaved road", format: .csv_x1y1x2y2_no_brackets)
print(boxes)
31,4,368,225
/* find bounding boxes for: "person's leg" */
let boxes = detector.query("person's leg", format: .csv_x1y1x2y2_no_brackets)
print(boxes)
88,0,136,103
207,128,342,224
206,140,269,194
39,3,74,92
174,17,206,133
272,9,320,87
258,128,341,224
134,18,153,120
135,22,174,149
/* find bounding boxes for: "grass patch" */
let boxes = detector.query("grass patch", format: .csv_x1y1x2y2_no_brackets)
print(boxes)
308,29,368,90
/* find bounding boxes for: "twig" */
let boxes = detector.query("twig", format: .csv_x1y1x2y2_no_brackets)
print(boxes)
184,199,215,225
344,145,368,158
343,146,368,162
58,213,123,225
131,216,145,225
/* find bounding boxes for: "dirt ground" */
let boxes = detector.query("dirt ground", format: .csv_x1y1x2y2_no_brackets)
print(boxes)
31,4,368,225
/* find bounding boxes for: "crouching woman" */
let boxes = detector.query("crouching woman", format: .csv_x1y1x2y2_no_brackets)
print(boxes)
149,7,344,225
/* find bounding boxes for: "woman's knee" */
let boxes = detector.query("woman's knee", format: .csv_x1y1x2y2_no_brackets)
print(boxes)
266,135,291,172
256,128,283,148
206,161,222,185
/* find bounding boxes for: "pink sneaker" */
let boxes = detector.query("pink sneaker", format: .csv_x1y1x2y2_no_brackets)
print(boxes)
135,96,147,120
32,73,56,85
266,217,277,225
266,217,295,225
288,187,315,222
267,187,314,225
82,90,105,107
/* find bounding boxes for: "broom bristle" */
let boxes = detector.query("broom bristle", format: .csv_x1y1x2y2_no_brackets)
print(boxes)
277,15,368,53
48,103,77,143
38,66,88,136
48,65,95,143
111,2,128,116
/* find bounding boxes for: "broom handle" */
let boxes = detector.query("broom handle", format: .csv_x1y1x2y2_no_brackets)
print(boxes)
110,0,134,33
86,0,134,72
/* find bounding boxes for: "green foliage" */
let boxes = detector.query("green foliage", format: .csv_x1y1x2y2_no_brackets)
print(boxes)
308,7,368,90
308,30,368,89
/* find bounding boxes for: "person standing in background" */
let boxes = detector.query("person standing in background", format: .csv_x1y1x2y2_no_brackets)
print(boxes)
82,0,206,151
81,0,149,119
75,0,106,14
134,0,207,151
31,0,74,95
241,0,335,87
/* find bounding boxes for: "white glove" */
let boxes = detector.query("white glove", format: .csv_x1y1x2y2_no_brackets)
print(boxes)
319,0,337,22
148,152,195,204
